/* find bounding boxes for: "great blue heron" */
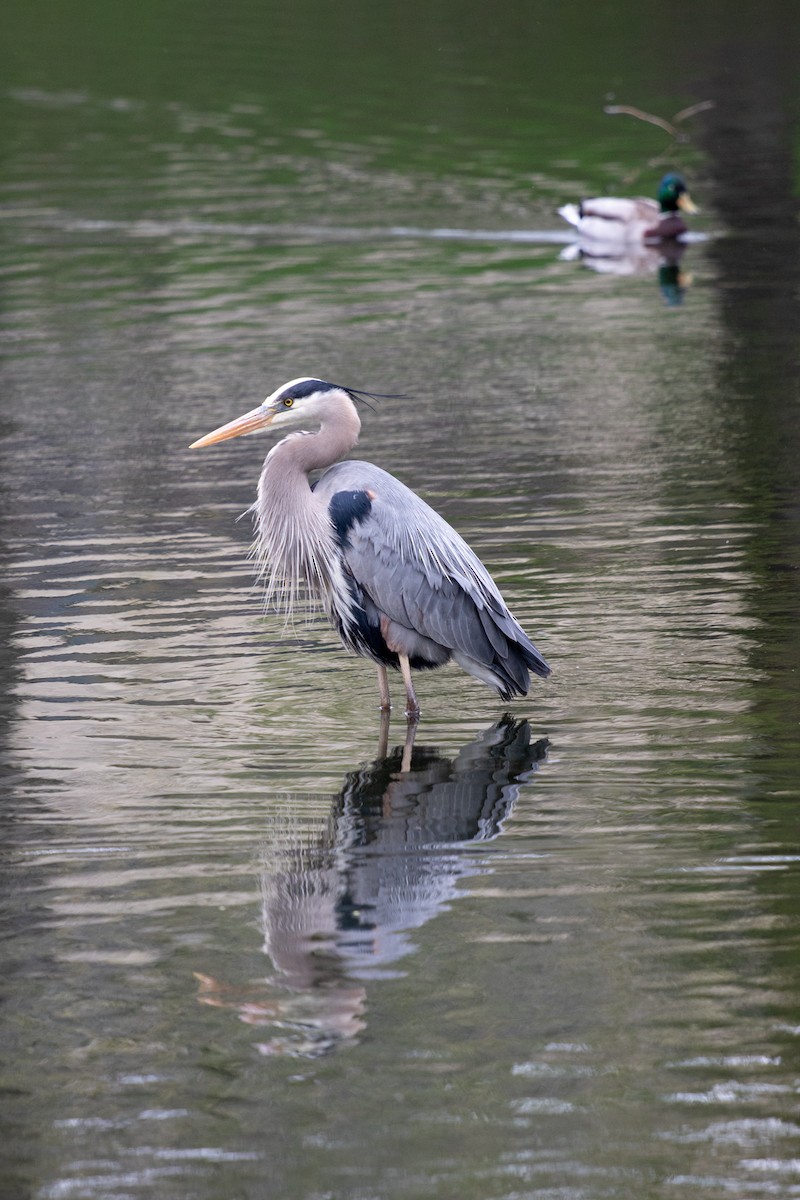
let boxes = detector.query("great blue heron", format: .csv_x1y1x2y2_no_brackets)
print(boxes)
190,377,550,715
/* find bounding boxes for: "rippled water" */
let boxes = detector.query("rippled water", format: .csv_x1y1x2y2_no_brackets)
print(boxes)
2,3,800,1198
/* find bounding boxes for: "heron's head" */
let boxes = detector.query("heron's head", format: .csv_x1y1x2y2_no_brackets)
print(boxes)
190,378,357,448
657,173,698,215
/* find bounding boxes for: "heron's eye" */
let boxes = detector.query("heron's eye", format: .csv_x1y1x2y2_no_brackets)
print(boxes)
283,397,294,408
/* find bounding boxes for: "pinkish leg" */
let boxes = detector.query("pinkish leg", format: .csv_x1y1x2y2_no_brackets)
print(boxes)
376,664,391,711
399,654,420,720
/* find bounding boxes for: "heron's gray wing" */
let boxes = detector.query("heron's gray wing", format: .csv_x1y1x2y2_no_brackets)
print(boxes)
314,462,548,690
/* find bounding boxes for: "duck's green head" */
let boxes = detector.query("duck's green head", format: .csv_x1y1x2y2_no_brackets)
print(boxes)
658,172,698,214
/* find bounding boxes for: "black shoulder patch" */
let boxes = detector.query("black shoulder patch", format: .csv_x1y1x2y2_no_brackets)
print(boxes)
328,489,373,549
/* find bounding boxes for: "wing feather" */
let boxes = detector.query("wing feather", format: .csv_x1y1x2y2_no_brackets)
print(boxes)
313,461,549,694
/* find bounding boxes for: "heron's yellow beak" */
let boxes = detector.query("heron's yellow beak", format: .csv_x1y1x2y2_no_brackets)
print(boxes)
189,405,274,448
677,192,698,215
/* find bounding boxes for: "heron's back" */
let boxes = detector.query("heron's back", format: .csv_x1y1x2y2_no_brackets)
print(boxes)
313,460,550,698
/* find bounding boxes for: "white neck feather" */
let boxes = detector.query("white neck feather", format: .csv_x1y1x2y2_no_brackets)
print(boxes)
251,389,361,622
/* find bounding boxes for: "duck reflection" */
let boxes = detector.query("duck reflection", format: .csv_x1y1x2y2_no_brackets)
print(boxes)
559,238,691,306
196,716,548,1056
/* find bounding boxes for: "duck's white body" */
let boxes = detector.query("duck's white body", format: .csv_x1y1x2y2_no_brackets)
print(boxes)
558,173,696,245
558,196,671,244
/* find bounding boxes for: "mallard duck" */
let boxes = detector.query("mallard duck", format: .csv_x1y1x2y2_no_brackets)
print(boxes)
558,172,698,243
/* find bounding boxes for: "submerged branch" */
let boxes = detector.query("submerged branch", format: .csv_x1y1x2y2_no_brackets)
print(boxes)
604,105,679,138
603,99,715,184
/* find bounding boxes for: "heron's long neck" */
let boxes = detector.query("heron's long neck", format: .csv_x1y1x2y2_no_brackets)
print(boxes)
259,393,360,498
253,395,361,617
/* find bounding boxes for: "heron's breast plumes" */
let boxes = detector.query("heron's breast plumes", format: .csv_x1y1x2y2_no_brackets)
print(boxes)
252,454,350,626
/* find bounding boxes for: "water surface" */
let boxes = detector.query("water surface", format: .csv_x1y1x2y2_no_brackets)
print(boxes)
1,2,800,1198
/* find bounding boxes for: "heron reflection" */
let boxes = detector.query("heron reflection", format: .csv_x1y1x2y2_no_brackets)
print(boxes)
196,716,548,1056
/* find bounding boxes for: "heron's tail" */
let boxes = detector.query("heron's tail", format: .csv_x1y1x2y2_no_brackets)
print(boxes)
523,641,551,681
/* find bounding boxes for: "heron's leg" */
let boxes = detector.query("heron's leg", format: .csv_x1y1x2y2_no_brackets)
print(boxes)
399,654,420,720
376,664,391,711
